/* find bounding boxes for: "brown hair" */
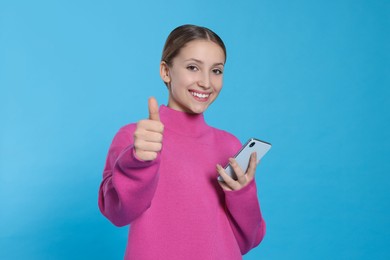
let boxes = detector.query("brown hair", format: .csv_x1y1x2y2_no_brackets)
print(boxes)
161,24,227,67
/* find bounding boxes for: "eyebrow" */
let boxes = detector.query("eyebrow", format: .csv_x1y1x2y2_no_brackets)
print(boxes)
185,58,224,66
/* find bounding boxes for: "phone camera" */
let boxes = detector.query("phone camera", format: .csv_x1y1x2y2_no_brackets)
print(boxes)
249,142,255,147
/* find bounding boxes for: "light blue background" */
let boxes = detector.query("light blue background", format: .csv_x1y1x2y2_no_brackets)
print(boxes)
1,0,389,259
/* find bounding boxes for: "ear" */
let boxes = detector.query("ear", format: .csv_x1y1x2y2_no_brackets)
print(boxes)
160,61,171,84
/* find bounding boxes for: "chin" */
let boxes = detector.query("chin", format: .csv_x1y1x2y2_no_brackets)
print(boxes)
188,104,209,114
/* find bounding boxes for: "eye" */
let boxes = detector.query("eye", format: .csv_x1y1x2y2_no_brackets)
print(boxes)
212,68,223,75
187,65,199,71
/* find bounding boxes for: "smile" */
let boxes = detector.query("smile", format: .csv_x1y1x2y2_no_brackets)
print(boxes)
189,90,210,99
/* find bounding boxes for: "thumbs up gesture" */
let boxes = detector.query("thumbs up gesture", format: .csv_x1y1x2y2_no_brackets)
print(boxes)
134,97,164,161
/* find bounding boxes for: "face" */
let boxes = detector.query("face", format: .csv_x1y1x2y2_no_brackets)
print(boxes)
160,40,225,114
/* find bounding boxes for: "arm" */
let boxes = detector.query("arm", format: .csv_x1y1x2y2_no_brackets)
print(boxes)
217,144,266,254
224,179,266,254
99,98,163,226
98,125,161,227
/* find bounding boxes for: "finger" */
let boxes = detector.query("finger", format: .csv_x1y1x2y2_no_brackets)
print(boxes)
216,164,240,190
136,150,158,161
134,128,163,143
143,131,163,143
134,139,162,152
228,158,246,185
246,152,257,180
218,180,233,191
137,120,164,133
148,97,160,121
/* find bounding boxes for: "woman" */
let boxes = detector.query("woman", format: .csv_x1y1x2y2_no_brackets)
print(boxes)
98,24,266,259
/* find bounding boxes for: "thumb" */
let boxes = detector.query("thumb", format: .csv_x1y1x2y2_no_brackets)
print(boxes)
148,97,160,121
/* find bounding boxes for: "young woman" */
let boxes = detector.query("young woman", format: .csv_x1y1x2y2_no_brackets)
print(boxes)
98,24,266,259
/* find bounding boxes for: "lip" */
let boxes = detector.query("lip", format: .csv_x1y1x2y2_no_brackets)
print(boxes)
189,90,211,102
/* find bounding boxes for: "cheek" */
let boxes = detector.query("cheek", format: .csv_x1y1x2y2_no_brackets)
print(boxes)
172,71,195,87
212,76,224,92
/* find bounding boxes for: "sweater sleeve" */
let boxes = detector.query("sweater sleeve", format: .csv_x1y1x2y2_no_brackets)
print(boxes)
224,179,266,255
98,124,161,227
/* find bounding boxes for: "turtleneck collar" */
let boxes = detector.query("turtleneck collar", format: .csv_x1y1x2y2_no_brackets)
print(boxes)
159,105,209,137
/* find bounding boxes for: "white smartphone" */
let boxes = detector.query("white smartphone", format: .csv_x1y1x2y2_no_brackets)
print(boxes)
218,138,272,182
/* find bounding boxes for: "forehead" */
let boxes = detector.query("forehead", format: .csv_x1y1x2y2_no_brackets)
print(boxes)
175,40,225,63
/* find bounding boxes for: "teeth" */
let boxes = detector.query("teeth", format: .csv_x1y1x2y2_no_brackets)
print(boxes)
190,91,210,99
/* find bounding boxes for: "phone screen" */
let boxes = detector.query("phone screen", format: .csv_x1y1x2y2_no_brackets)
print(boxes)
218,138,271,181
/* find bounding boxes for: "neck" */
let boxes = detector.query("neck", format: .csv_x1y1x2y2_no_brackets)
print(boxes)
159,105,209,137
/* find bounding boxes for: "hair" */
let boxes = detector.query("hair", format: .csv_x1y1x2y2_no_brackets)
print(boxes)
161,24,227,67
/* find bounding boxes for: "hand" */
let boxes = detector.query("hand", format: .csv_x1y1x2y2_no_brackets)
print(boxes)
217,152,258,191
134,97,164,161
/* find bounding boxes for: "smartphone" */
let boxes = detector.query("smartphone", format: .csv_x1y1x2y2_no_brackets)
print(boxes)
218,138,272,182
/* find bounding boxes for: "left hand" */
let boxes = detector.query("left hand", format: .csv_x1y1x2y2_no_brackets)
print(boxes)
217,152,258,191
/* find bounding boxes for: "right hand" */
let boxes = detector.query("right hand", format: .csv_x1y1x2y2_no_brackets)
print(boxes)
134,97,164,161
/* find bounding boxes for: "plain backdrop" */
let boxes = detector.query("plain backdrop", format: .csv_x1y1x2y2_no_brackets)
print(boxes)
1,0,389,259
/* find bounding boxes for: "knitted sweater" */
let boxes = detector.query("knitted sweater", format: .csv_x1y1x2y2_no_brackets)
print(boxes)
98,105,266,259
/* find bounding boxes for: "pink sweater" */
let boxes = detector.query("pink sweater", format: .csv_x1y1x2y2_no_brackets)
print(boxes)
98,105,266,259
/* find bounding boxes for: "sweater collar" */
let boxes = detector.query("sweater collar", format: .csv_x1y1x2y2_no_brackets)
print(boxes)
159,105,209,137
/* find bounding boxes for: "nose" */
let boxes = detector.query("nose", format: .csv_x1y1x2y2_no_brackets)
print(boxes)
197,71,211,89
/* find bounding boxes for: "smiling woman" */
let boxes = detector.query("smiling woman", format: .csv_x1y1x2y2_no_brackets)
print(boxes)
160,40,225,114
98,24,266,260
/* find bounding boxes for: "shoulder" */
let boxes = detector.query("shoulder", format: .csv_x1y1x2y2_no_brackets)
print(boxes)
212,127,240,143
210,126,242,152
110,123,138,144
117,123,137,134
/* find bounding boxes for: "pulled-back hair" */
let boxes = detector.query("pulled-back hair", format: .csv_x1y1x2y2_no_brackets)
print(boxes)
161,24,226,66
